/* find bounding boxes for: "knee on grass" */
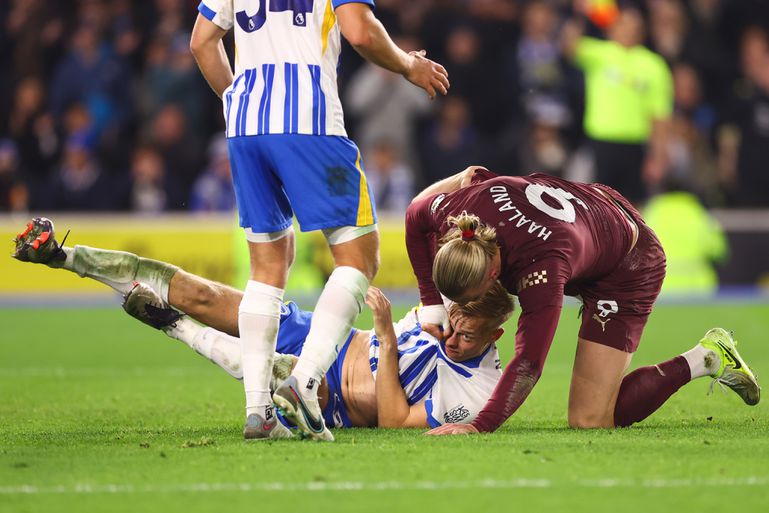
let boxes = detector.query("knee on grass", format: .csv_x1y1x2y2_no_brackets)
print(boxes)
568,411,614,429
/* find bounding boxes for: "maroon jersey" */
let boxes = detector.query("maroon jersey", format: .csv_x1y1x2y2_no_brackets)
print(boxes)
405,170,638,432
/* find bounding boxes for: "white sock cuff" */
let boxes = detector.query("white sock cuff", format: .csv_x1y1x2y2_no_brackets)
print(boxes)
327,266,369,303
239,280,285,316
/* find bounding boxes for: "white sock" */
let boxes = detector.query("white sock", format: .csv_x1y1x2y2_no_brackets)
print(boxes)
292,266,368,400
682,344,720,379
164,317,243,379
239,280,283,417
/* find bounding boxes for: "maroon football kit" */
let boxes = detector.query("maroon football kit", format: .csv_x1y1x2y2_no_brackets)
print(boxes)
405,170,666,432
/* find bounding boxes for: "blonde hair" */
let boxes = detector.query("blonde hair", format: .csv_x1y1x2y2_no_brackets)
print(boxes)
449,281,515,332
433,211,498,301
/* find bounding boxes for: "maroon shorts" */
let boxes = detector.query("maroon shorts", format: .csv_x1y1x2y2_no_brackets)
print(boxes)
576,186,667,353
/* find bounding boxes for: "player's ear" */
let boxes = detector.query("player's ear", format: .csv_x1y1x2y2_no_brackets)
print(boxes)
491,328,504,342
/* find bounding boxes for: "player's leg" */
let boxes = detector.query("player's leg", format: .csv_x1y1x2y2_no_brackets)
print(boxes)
614,329,760,427
14,218,245,337
13,218,178,301
568,338,632,428
167,270,243,337
228,135,297,440
269,135,378,441
571,322,760,428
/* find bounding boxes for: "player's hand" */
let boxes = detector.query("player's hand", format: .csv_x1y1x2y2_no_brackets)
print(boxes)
418,304,451,340
365,287,393,338
405,50,449,99
421,322,453,341
425,423,479,436
459,166,490,188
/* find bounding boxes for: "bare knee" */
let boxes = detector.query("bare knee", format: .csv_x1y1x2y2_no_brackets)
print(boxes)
568,410,614,429
329,230,380,281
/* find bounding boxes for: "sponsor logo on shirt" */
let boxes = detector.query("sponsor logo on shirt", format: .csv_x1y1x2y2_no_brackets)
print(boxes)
443,404,470,424
517,270,548,292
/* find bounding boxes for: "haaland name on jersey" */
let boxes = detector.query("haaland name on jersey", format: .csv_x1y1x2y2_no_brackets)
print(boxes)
198,0,376,137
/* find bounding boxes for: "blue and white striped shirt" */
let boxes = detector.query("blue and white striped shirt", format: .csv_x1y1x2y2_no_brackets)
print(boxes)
369,308,502,426
199,0,374,138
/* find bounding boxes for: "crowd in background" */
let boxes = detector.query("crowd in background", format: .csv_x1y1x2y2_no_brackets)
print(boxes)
1,0,769,215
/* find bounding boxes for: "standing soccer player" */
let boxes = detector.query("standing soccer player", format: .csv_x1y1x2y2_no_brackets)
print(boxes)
190,0,449,440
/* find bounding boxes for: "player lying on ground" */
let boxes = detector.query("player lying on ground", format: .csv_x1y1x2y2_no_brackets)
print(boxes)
405,166,760,435
13,218,512,432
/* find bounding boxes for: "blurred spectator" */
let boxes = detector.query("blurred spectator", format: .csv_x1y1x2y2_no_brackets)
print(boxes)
649,0,688,64
124,144,183,213
673,63,716,136
5,0,66,80
346,35,432,174
0,0,767,214
0,139,29,212
148,104,203,198
190,134,235,212
643,180,728,295
717,26,769,207
666,63,719,200
7,77,59,185
419,96,483,187
441,24,512,136
562,6,673,203
49,21,134,144
678,0,732,105
511,0,573,128
519,98,571,176
363,140,415,213
140,33,208,136
46,134,114,211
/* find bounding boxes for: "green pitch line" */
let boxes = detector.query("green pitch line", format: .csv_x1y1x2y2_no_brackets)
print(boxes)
1,304,768,513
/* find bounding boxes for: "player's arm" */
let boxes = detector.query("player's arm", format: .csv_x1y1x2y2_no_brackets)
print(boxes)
404,195,442,308
405,165,496,308
335,2,448,99
470,259,569,433
189,13,233,98
411,165,493,203
430,258,569,435
468,303,561,432
365,287,429,428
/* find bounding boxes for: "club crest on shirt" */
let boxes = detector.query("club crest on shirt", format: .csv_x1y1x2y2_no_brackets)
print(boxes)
430,194,446,215
517,270,548,292
443,404,470,424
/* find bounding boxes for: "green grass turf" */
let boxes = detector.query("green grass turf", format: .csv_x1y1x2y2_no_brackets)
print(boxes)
1,302,768,513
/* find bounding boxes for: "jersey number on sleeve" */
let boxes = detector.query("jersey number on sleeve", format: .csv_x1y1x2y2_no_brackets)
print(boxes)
236,0,314,32
525,184,588,223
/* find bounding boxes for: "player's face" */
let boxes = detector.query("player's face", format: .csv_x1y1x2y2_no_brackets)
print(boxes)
444,313,498,362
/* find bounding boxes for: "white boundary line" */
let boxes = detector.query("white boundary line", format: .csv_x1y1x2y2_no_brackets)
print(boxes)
2,477,768,495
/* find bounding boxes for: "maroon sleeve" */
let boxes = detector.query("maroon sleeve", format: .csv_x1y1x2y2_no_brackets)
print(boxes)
405,195,443,306
471,257,570,432
470,168,499,184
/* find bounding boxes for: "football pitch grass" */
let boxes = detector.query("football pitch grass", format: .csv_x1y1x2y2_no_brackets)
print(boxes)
1,300,768,512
